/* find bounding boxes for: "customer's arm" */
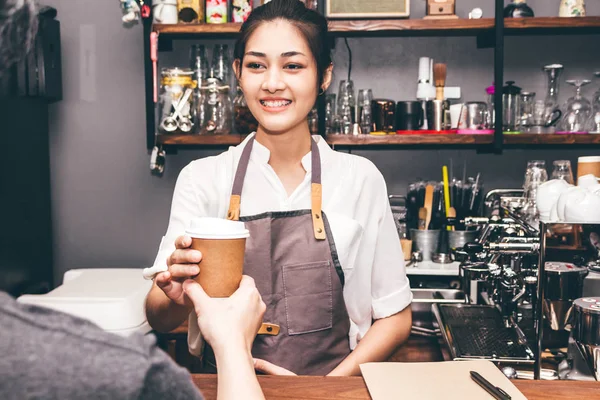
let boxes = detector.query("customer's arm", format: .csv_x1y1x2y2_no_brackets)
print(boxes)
184,277,266,400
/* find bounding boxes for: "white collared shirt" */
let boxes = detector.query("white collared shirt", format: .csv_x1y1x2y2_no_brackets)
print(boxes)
149,133,412,350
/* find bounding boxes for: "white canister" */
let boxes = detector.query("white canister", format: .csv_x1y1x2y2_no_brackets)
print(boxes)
559,0,586,17
153,0,178,24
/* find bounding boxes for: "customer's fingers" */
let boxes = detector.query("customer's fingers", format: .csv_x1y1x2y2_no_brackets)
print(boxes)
155,272,172,289
168,249,202,266
183,280,210,316
238,275,256,289
168,264,200,279
175,235,192,249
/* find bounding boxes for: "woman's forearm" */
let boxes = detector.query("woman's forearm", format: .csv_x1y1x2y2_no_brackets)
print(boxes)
145,285,191,333
327,306,412,376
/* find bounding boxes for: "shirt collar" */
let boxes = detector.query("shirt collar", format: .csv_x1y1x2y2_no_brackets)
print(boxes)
243,132,332,172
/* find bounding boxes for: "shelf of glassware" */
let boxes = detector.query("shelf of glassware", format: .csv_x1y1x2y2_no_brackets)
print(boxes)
152,17,600,37
155,134,600,147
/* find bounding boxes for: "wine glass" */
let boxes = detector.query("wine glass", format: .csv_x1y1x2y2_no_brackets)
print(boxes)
587,72,600,134
559,79,592,133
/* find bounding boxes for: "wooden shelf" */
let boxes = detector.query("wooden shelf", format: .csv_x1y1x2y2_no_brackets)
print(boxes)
504,16,600,35
153,17,600,38
326,134,493,146
157,134,247,146
156,133,600,147
503,133,600,145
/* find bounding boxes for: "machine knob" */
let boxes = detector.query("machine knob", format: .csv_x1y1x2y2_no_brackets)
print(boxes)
464,242,484,254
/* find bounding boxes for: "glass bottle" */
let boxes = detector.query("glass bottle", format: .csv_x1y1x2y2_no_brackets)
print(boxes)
486,83,495,128
358,89,373,135
190,45,209,85
211,44,231,86
504,0,534,17
202,77,233,135
158,68,198,134
307,107,319,135
233,87,258,135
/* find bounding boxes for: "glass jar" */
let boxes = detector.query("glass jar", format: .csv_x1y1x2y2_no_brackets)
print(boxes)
503,81,522,133
233,87,258,135
158,68,198,134
201,77,233,135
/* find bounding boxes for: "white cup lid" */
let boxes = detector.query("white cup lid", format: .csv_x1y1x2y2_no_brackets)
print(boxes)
186,217,250,239
578,156,600,163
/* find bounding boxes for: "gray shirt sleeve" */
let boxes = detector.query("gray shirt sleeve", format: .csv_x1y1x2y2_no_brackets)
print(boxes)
0,292,204,400
137,338,204,400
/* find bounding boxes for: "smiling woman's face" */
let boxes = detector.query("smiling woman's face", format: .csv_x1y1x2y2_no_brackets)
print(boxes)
235,19,328,135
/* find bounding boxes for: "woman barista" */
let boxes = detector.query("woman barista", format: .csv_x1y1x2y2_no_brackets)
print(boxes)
144,0,412,376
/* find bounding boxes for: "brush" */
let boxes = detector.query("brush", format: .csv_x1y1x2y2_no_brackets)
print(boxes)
434,63,447,101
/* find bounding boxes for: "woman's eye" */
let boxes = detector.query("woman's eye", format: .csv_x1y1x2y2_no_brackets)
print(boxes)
246,63,264,70
285,64,304,70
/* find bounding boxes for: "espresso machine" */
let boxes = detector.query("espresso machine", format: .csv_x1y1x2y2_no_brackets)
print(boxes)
434,193,600,381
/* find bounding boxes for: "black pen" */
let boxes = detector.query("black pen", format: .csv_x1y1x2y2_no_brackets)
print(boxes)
470,371,512,400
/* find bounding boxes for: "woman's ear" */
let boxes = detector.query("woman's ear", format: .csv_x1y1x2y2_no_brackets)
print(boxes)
233,59,242,81
321,63,334,92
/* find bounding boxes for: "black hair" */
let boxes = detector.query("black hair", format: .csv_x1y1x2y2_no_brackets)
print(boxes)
233,0,331,90
0,0,38,76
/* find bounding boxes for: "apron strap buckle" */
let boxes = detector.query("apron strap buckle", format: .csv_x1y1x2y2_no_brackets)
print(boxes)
311,183,326,240
227,195,241,221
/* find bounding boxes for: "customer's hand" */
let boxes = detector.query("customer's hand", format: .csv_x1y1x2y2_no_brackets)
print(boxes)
183,275,266,354
155,235,202,306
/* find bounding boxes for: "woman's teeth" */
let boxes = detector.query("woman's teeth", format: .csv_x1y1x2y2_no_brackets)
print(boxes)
260,100,291,108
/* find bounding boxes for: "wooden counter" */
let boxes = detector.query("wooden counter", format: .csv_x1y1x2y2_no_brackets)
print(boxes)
192,374,599,400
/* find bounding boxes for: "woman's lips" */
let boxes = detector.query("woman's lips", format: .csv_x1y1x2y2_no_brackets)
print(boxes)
259,99,292,112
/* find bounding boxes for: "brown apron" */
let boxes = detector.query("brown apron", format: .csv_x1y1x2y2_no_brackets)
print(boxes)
204,135,351,376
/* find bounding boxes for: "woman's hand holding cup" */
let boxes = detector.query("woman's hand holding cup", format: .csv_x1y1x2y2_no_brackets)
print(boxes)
155,235,203,306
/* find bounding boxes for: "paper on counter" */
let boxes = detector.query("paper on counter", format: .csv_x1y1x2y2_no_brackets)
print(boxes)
360,360,527,400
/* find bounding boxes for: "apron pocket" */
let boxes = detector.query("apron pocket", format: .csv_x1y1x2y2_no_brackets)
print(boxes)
282,261,333,335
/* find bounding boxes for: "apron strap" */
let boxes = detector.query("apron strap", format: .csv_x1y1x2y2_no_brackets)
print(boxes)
226,135,326,241
310,139,326,240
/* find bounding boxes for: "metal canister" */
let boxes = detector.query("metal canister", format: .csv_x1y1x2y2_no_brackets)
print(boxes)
370,99,395,135
571,297,600,380
543,262,588,331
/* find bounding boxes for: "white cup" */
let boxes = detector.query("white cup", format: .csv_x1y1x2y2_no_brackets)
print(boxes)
564,190,600,223
449,104,464,129
153,0,178,24
577,173,600,188
536,179,572,222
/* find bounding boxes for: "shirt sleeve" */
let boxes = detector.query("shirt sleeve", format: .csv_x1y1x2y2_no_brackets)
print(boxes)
149,161,216,276
137,338,204,400
368,171,413,320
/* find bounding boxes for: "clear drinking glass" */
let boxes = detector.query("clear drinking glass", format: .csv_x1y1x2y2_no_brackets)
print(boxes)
358,89,373,134
522,160,547,228
560,79,592,133
325,94,336,134
519,92,536,131
551,160,574,184
587,71,600,134
337,80,356,124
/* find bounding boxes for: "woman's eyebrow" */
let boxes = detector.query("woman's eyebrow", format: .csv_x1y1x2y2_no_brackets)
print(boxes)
244,51,306,58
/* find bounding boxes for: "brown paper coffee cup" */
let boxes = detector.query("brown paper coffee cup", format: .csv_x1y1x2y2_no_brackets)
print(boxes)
186,217,250,298
577,156,600,181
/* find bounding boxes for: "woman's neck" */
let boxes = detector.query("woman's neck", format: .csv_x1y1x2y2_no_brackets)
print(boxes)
254,122,312,167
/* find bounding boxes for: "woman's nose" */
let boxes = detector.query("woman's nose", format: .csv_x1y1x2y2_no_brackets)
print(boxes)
262,68,286,93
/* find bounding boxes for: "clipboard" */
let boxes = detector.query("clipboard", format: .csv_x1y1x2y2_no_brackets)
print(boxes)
360,360,527,400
